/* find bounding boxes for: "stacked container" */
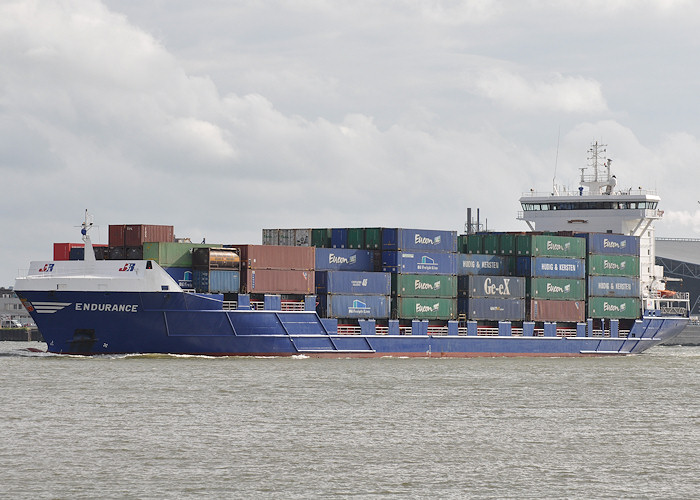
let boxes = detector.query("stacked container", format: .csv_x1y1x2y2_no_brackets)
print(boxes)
144,242,220,290
109,224,174,261
237,245,315,295
192,247,241,293
580,233,641,319
515,234,587,323
381,228,458,320
458,275,526,321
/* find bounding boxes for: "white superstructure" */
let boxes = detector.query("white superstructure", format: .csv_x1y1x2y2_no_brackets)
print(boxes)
518,142,663,297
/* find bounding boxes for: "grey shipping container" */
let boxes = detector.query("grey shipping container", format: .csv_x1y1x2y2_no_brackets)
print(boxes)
458,297,526,321
461,276,525,299
587,276,640,298
457,254,509,276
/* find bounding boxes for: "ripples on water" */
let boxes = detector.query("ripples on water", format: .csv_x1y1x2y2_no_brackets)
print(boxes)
1,342,698,499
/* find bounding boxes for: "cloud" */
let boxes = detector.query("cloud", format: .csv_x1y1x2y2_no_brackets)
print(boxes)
466,68,608,113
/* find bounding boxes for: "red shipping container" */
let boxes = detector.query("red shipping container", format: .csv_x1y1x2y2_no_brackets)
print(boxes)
236,244,315,271
54,243,84,261
109,225,126,247
242,269,315,294
528,299,586,323
124,225,174,247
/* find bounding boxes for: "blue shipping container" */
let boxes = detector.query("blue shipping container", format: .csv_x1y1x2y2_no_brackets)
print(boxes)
576,233,640,256
457,253,508,276
382,251,458,275
588,276,640,298
316,271,391,295
331,228,348,249
515,257,585,279
317,294,390,319
193,270,240,293
314,248,377,272
460,275,526,299
458,297,526,321
163,267,194,289
382,228,457,253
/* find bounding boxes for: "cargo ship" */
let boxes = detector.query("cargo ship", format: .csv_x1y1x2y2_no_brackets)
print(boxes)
14,144,689,356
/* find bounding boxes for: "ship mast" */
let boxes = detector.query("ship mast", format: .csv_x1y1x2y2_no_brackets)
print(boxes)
81,209,96,262
580,141,615,195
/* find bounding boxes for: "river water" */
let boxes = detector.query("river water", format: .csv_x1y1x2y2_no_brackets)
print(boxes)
1,342,698,499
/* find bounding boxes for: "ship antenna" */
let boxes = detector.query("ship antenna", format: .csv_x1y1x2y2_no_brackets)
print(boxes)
81,209,96,262
552,126,560,195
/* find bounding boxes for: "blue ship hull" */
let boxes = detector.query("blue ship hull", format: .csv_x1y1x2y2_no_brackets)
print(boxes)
17,290,688,357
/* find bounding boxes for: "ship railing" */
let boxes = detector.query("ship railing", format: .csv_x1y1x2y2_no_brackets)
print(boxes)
477,327,499,336
281,301,305,311
337,325,361,335
400,326,412,335
223,301,237,311
427,326,449,336
375,325,389,335
556,328,577,338
250,300,264,310
458,327,468,336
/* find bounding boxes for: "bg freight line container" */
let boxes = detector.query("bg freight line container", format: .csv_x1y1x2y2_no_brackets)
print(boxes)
516,234,586,258
587,297,641,319
576,233,640,256
315,248,377,272
515,257,586,279
382,228,457,253
527,278,585,301
317,294,390,319
392,274,457,298
459,276,526,299
316,271,391,295
393,297,457,320
382,251,458,275
457,254,509,276
587,255,640,277
458,297,526,321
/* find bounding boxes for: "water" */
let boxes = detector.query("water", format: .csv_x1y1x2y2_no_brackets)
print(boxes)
1,342,698,499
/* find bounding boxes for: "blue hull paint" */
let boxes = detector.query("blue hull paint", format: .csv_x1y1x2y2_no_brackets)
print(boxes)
18,290,688,357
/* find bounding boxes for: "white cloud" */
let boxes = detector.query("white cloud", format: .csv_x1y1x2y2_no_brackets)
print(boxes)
466,68,608,113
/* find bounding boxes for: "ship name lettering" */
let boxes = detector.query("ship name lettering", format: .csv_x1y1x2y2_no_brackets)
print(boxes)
76,303,139,313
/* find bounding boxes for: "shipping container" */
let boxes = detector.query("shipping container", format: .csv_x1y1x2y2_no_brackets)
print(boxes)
382,228,457,253
382,251,458,275
262,229,279,246
393,297,457,320
457,254,509,276
318,294,390,319
527,278,585,301
392,274,457,298
193,270,240,294
587,276,640,298
314,248,377,272
311,228,332,248
192,247,240,270
109,246,125,260
516,234,586,258
364,228,382,249
163,267,194,289
515,257,586,279
295,229,312,247
108,225,126,247
347,228,365,249
331,228,348,249
576,232,640,256
54,243,84,261
458,297,526,321
498,233,518,256
481,233,499,255
464,234,484,254
242,268,315,294
63,244,109,261
124,224,174,247
460,276,526,299
278,229,296,246
316,271,391,295
143,242,221,268
587,254,640,277
587,297,641,319
126,246,143,260
237,244,315,271
528,299,586,323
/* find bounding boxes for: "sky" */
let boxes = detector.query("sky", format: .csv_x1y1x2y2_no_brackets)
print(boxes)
2,0,700,286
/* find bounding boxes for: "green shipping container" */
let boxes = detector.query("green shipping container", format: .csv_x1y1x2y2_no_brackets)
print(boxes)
527,278,585,300
143,242,221,268
311,228,332,248
364,228,382,249
516,235,586,258
498,233,517,256
587,254,640,277
392,274,457,298
347,228,365,249
587,297,641,319
466,234,484,254
482,233,499,255
393,297,457,320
